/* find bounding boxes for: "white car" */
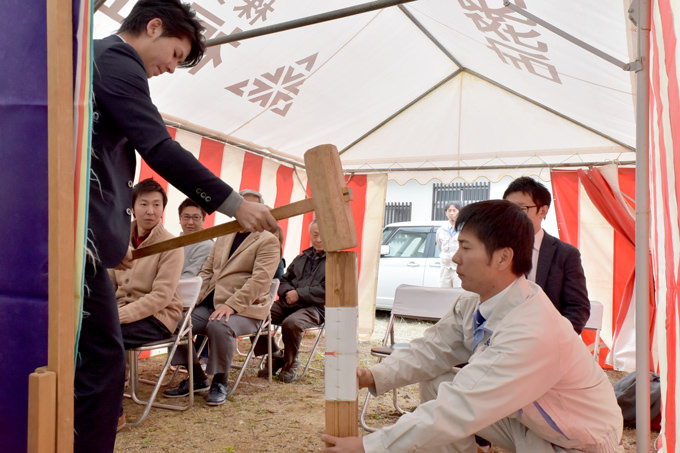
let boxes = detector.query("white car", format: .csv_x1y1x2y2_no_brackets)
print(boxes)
375,221,461,310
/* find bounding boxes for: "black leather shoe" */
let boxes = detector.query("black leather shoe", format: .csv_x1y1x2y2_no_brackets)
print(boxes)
205,382,228,405
257,356,284,378
163,377,210,398
277,360,300,383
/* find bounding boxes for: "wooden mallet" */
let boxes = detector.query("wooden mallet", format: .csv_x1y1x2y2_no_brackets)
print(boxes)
132,144,360,440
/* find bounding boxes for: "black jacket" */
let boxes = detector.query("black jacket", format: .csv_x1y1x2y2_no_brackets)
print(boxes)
278,247,326,312
536,232,590,334
90,36,233,267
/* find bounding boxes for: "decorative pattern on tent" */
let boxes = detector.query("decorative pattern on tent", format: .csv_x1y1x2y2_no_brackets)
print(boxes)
650,0,680,450
93,1,636,174
226,54,318,117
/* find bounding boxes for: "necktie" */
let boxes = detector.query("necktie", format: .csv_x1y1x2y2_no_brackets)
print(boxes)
472,308,486,349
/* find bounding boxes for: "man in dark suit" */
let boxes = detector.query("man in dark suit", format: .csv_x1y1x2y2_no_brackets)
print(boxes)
78,1,276,451
503,177,590,334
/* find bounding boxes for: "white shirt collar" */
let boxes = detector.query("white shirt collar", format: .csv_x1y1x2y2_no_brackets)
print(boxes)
534,228,545,252
477,277,520,320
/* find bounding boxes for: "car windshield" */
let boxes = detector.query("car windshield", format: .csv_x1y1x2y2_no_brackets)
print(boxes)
382,227,396,244
385,230,428,258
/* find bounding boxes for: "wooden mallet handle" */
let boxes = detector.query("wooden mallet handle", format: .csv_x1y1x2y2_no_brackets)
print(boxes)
132,198,314,260
131,186,354,260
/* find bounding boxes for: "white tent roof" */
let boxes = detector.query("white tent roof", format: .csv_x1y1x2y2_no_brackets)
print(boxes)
94,0,637,181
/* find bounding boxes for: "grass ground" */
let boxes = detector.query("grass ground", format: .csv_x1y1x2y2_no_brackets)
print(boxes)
114,312,649,452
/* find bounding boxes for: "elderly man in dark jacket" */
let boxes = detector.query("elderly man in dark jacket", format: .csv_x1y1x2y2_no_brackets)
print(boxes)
258,220,326,382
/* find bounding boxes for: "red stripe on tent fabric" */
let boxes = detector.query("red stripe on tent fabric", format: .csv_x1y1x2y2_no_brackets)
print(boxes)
652,7,678,447
550,170,580,247
577,169,636,347
298,175,367,274
137,126,174,192
197,137,225,229
347,174,367,274
240,152,263,192
613,168,638,346
298,181,315,253
274,165,294,252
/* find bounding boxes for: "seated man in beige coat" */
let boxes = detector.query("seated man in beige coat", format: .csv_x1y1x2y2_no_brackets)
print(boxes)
109,178,183,349
164,190,280,405
323,200,623,452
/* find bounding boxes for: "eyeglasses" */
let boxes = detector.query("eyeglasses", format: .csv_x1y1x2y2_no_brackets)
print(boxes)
518,205,539,213
180,214,203,222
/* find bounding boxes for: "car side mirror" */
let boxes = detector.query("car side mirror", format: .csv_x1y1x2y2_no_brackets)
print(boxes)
380,244,390,256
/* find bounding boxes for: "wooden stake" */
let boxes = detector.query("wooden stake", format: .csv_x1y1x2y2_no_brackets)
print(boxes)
324,251,359,440
325,401,359,438
27,368,57,453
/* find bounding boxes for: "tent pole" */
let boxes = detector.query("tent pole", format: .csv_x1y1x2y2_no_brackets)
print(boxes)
634,0,651,450
205,0,416,47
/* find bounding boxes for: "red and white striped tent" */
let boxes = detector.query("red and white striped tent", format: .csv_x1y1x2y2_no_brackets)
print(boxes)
94,0,641,338
650,0,680,449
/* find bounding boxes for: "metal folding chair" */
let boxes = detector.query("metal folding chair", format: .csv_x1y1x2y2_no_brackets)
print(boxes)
359,284,464,432
123,276,203,427
262,321,325,381
582,300,604,362
197,279,279,395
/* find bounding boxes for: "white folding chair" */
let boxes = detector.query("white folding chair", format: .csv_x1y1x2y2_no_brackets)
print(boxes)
582,300,604,362
123,276,203,427
360,284,464,432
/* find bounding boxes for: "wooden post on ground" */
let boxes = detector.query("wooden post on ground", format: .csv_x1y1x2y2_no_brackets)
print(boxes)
27,0,75,450
304,145,359,441
324,252,359,438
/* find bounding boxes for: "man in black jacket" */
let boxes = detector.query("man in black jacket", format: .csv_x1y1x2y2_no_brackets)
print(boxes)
78,1,276,451
258,220,326,383
503,177,590,333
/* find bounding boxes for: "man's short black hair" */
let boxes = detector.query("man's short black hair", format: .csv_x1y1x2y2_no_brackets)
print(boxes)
178,197,206,218
132,178,168,208
455,200,533,276
502,176,552,209
119,0,205,68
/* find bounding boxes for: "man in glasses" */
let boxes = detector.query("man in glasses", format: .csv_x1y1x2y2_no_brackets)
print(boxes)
178,198,214,278
503,177,590,334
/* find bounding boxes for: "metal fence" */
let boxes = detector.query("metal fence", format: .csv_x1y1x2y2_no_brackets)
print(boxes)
384,202,412,226
431,182,490,220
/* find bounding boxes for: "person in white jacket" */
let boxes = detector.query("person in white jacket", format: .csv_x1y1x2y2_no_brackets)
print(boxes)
435,201,462,288
322,200,623,453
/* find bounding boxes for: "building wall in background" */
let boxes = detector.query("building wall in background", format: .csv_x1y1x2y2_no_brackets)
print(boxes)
385,176,559,237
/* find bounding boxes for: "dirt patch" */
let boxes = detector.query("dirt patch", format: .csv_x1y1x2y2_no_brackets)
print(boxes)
115,313,651,452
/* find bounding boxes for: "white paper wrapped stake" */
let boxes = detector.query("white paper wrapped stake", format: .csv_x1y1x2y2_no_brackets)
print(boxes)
324,306,359,401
